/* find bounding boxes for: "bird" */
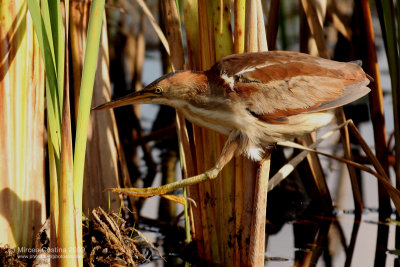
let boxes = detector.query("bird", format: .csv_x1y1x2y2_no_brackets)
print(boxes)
94,50,371,197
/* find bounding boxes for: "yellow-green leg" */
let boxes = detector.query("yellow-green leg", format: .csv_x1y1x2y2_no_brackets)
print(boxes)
111,137,240,198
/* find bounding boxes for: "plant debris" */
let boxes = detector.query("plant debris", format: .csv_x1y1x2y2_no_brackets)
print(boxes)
84,207,163,266
0,245,28,267
0,207,162,266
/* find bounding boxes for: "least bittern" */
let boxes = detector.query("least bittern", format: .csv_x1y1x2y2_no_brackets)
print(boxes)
94,51,370,197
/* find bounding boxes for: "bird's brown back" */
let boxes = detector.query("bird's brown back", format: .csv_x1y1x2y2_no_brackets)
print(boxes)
207,51,370,124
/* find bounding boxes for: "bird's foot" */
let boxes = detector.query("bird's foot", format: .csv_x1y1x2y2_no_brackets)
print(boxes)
205,167,221,180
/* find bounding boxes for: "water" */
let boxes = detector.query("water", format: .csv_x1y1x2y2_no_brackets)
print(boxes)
266,211,399,266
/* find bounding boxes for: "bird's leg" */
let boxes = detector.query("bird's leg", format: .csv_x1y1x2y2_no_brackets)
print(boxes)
111,138,240,198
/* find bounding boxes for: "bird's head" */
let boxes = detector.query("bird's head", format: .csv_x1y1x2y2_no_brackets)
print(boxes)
93,70,208,111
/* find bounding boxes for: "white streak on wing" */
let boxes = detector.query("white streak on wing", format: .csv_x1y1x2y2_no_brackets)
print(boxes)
234,63,270,76
235,67,256,76
221,73,234,90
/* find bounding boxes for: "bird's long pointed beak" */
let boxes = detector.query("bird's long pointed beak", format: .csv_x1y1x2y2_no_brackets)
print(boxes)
92,90,157,111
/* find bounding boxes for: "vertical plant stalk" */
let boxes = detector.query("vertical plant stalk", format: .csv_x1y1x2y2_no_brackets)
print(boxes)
375,0,399,189
359,0,391,217
376,0,400,253
198,0,215,68
27,7,64,257
161,0,196,247
72,0,106,264
133,12,146,94
300,134,333,212
161,0,185,70
157,0,182,223
233,2,250,265
28,0,67,259
58,0,79,264
210,1,236,264
378,1,400,168
256,0,268,51
336,109,363,216
300,0,329,58
184,0,229,263
212,0,233,60
70,0,90,117
299,0,333,214
183,0,201,69
248,151,271,265
369,0,396,263
194,1,218,261
182,0,201,245
234,0,245,54
28,0,62,163
59,67,78,266
49,0,65,108
335,109,363,266
266,0,280,50
0,0,46,247
243,1,270,266
199,0,226,263
70,1,123,213
245,0,258,52
47,119,59,265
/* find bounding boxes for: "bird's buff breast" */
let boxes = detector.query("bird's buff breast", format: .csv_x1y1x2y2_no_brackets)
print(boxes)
167,99,335,145
169,99,237,135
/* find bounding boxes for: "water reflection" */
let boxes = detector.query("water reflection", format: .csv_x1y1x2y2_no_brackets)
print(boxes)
266,210,399,267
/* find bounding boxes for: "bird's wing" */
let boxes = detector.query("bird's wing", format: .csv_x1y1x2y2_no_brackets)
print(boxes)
213,51,370,124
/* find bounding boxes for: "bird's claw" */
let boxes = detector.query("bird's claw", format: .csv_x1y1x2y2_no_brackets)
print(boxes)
109,187,187,205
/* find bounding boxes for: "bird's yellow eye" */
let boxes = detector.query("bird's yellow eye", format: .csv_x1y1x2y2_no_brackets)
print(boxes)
154,86,163,94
